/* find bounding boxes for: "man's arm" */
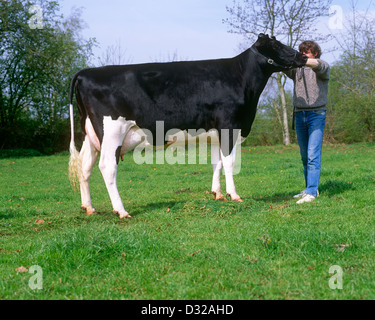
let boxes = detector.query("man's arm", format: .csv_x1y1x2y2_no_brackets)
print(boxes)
307,59,330,80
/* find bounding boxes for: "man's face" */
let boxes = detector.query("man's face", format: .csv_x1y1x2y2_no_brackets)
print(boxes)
301,50,318,59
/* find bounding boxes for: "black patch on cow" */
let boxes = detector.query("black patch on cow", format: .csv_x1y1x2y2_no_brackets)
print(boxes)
116,146,122,165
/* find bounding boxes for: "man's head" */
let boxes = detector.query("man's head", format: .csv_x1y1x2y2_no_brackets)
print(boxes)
299,41,322,59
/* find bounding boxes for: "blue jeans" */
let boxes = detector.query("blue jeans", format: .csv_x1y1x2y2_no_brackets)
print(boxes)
295,110,326,197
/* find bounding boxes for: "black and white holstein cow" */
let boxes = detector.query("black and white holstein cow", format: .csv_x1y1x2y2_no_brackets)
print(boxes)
69,34,307,218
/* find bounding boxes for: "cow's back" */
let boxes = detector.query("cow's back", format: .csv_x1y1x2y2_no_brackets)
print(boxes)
75,56,248,138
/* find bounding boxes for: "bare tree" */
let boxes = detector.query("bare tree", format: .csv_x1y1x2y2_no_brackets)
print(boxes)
224,0,332,145
98,39,133,66
333,0,374,55
151,50,189,63
333,0,375,91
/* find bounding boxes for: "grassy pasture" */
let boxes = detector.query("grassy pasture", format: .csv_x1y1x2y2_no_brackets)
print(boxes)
0,143,374,300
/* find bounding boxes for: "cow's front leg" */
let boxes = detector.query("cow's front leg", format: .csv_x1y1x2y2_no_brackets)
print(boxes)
211,143,225,201
221,144,243,202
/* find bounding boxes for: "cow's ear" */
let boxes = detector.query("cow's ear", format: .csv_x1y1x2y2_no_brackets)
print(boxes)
258,33,266,39
271,36,276,40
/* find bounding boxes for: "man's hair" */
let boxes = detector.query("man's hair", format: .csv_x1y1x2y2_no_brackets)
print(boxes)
299,41,322,58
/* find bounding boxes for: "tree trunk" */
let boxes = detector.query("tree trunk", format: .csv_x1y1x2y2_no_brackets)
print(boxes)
276,73,291,145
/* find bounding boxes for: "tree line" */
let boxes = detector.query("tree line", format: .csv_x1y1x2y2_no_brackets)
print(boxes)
0,0,374,155
0,0,94,154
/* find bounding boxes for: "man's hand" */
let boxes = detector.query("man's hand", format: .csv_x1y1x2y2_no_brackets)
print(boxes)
306,59,319,68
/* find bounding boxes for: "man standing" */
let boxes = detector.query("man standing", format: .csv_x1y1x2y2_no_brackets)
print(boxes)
285,41,330,204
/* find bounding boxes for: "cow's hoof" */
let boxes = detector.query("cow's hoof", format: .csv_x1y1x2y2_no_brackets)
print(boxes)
227,194,243,203
120,214,132,219
216,195,228,202
211,191,227,201
115,211,132,219
86,209,96,216
209,191,217,200
82,206,96,216
120,215,132,219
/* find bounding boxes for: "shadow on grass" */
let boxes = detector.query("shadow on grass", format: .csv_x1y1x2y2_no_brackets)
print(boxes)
0,211,14,220
319,180,355,197
252,180,355,203
252,193,292,203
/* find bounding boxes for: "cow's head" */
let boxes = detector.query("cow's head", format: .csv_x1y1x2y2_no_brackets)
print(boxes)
253,34,307,70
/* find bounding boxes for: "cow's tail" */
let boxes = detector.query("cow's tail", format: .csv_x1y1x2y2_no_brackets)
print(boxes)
68,71,82,191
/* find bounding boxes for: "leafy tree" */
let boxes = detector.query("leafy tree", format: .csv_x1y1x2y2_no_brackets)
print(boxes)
0,0,95,153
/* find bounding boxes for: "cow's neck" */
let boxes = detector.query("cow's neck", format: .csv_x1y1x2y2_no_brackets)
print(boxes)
245,50,274,105
237,50,276,137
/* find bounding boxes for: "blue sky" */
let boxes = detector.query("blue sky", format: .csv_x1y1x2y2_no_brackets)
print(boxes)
58,0,374,65
59,0,242,64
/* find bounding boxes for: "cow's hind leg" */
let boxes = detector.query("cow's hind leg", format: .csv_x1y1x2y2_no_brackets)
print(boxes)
221,144,242,202
99,117,132,219
79,135,99,215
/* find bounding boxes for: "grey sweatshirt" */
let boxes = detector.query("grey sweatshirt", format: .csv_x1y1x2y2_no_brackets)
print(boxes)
285,59,330,111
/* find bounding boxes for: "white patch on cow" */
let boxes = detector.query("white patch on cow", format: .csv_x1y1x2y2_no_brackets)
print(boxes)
98,116,136,218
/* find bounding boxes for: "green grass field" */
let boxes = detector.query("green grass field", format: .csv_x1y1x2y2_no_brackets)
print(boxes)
1,143,374,300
